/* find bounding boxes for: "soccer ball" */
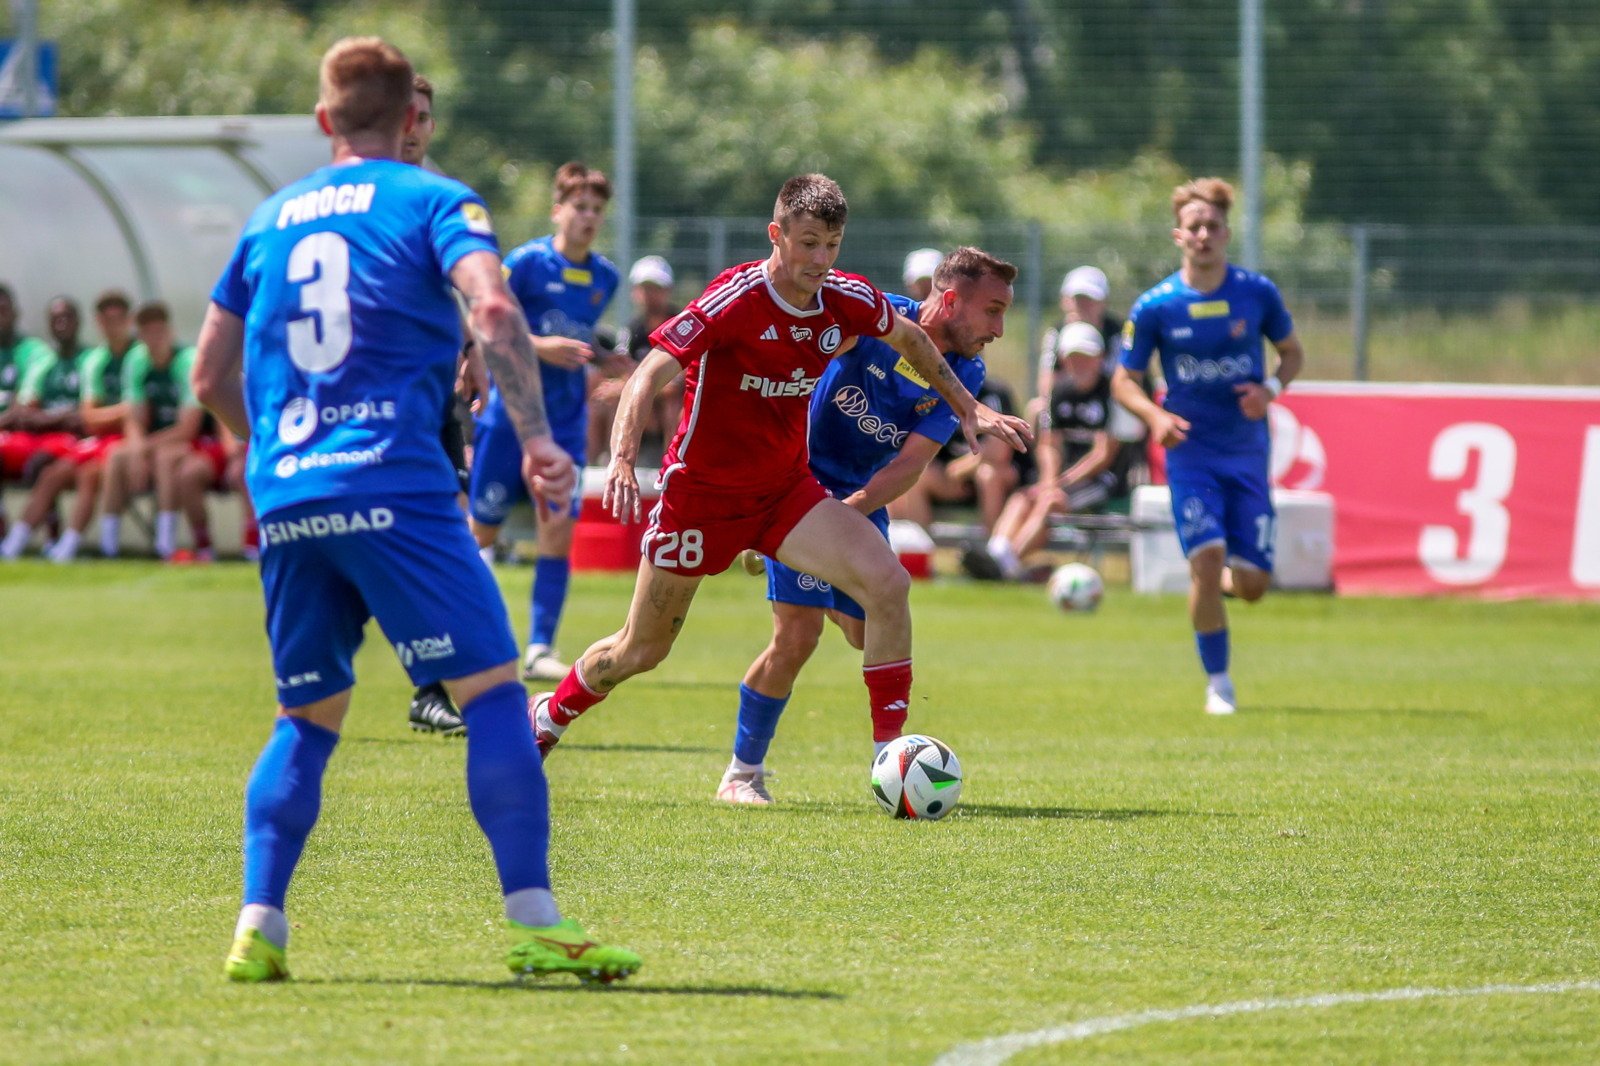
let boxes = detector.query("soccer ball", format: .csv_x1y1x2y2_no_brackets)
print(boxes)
1048,562,1104,612
871,734,963,820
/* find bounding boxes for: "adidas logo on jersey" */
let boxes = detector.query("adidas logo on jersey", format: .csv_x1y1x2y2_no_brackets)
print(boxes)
759,325,779,341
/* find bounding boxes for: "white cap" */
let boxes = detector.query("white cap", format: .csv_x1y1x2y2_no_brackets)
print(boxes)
902,247,943,286
1061,265,1109,301
1056,320,1105,359
628,255,674,288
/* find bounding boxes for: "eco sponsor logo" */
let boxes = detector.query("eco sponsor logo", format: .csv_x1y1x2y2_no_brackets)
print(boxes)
1174,354,1253,384
795,572,832,593
832,386,907,446
260,507,395,545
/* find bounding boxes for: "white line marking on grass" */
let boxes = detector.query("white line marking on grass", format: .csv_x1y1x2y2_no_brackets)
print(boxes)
934,980,1600,1066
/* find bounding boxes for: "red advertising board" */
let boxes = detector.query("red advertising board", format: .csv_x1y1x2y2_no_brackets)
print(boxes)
1269,383,1600,599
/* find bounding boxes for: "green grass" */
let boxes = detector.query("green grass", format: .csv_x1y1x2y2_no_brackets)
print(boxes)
2,562,1597,1064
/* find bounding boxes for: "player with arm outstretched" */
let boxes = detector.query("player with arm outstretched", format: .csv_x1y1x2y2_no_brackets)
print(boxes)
194,37,636,985
530,175,1031,763
717,246,1016,805
1111,177,1305,716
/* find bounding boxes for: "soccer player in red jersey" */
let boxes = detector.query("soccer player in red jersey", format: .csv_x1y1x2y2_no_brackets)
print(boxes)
532,174,1031,756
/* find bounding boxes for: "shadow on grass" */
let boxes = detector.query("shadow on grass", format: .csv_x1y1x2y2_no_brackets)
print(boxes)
301,976,842,999
1263,705,1483,719
957,804,1234,821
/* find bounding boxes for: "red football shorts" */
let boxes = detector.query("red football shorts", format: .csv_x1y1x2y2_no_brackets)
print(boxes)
70,433,123,465
193,436,229,487
0,431,78,478
642,472,827,577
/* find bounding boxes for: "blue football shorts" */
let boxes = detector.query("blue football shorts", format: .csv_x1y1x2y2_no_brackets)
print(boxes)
764,496,890,621
468,405,585,525
1166,450,1276,572
258,491,519,707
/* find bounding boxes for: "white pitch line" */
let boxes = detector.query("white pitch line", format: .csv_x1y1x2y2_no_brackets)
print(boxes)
934,980,1600,1066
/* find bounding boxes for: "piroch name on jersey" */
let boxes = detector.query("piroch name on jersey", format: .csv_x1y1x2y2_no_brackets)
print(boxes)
276,183,378,229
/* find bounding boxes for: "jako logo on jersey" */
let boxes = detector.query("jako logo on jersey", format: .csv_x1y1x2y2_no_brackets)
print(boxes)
819,325,842,354
866,363,887,381
394,633,455,668
832,386,907,446
260,507,395,545
1170,326,1194,339
740,368,820,398
274,442,388,479
1175,354,1253,384
789,326,813,343
276,183,376,229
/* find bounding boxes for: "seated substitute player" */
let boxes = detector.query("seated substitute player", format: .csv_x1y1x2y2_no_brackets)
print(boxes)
1111,177,1304,715
0,297,90,558
962,320,1145,582
192,36,637,984
468,162,620,685
1,291,135,561
0,284,54,535
530,174,1031,757
719,246,1016,805
887,369,1024,536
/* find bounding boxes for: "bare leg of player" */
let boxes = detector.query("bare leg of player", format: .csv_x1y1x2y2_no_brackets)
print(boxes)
1189,544,1237,715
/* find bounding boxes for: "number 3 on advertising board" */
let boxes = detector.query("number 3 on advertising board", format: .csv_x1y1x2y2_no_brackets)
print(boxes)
1418,423,1516,585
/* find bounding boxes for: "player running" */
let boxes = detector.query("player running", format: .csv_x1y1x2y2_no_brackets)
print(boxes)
468,162,620,687
531,174,1032,760
718,246,1016,805
1111,177,1305,715
194,36,637,984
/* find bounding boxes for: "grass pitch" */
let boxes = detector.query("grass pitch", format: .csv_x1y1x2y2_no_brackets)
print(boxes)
1,561,1596,1064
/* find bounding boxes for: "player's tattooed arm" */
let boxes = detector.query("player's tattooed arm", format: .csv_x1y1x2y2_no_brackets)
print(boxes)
449,250,551,443
883,314,1032,455
603,348,682,521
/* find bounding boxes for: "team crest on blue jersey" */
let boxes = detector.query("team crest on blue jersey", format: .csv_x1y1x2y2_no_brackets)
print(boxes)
914,395,940,415
462,203,493,235
1230,318,1248,338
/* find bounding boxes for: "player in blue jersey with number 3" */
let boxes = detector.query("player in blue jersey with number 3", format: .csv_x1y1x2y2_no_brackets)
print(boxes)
192,37,638,984
1112,177,1305,716
717,247,1017,805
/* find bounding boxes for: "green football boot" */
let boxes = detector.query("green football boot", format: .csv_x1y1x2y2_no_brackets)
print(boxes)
224,929,290,983
506,917,641,985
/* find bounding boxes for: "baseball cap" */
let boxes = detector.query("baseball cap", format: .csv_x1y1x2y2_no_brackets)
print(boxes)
1061,265,1109,302
628,255,674,288
1056,320,1106,359
902,247,943,286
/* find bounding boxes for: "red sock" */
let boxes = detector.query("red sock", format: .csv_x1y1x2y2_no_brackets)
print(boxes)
864,658,912,742
193,523,212,551
550,663,606,726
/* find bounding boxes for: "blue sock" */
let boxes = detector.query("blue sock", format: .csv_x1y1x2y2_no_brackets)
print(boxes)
529,556,571,649
732,683,790,766
1196,628,1230,675
242,716,339,910
462,681,551,894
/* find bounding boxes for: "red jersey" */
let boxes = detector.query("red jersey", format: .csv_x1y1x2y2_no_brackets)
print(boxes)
649,261,895,494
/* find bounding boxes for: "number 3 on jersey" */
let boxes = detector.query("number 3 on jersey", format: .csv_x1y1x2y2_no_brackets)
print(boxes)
650,528,704,569
286,232,353,373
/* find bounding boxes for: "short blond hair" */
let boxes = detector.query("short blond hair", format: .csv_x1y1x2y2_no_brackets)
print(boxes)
1171,177,1234,221
320,37,414,138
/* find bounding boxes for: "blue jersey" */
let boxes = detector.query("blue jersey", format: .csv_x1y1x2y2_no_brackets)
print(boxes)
807,293,985,490
211,158,498,517
1120,266,1292,460
489,235,619,428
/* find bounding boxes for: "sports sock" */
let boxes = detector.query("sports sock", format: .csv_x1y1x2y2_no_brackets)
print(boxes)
732,683,789,766
864,658,912,743
193,521,213,552
242,715,340,912
479,545,495,568
1196,628,1229,675
100,514,121,557
155,511,178,558
505,887,561,929
873,740,891,757
234,903,289,951
462,681,552,894
0,520,31,559
46,528,80,562
549,662,606,727
986,535,1023,579
529,556,570,650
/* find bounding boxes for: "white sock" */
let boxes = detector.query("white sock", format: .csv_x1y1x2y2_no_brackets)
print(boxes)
1207,672,1234,696
525,643,550,660
100,514,121,557
729,756,762,774
986,535,1022,578
873,740,890,758
47,528,81,563
235,903,289,950
0,521,31,559
155,511,178,558
535,702,568,739
479,545,495,567
505,887,561,929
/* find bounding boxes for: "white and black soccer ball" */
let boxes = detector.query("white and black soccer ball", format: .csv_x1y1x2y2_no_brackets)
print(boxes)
1048,562,1104,612
871,734,962,820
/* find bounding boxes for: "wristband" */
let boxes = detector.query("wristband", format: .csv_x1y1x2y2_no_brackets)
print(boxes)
1264,375,1283,399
